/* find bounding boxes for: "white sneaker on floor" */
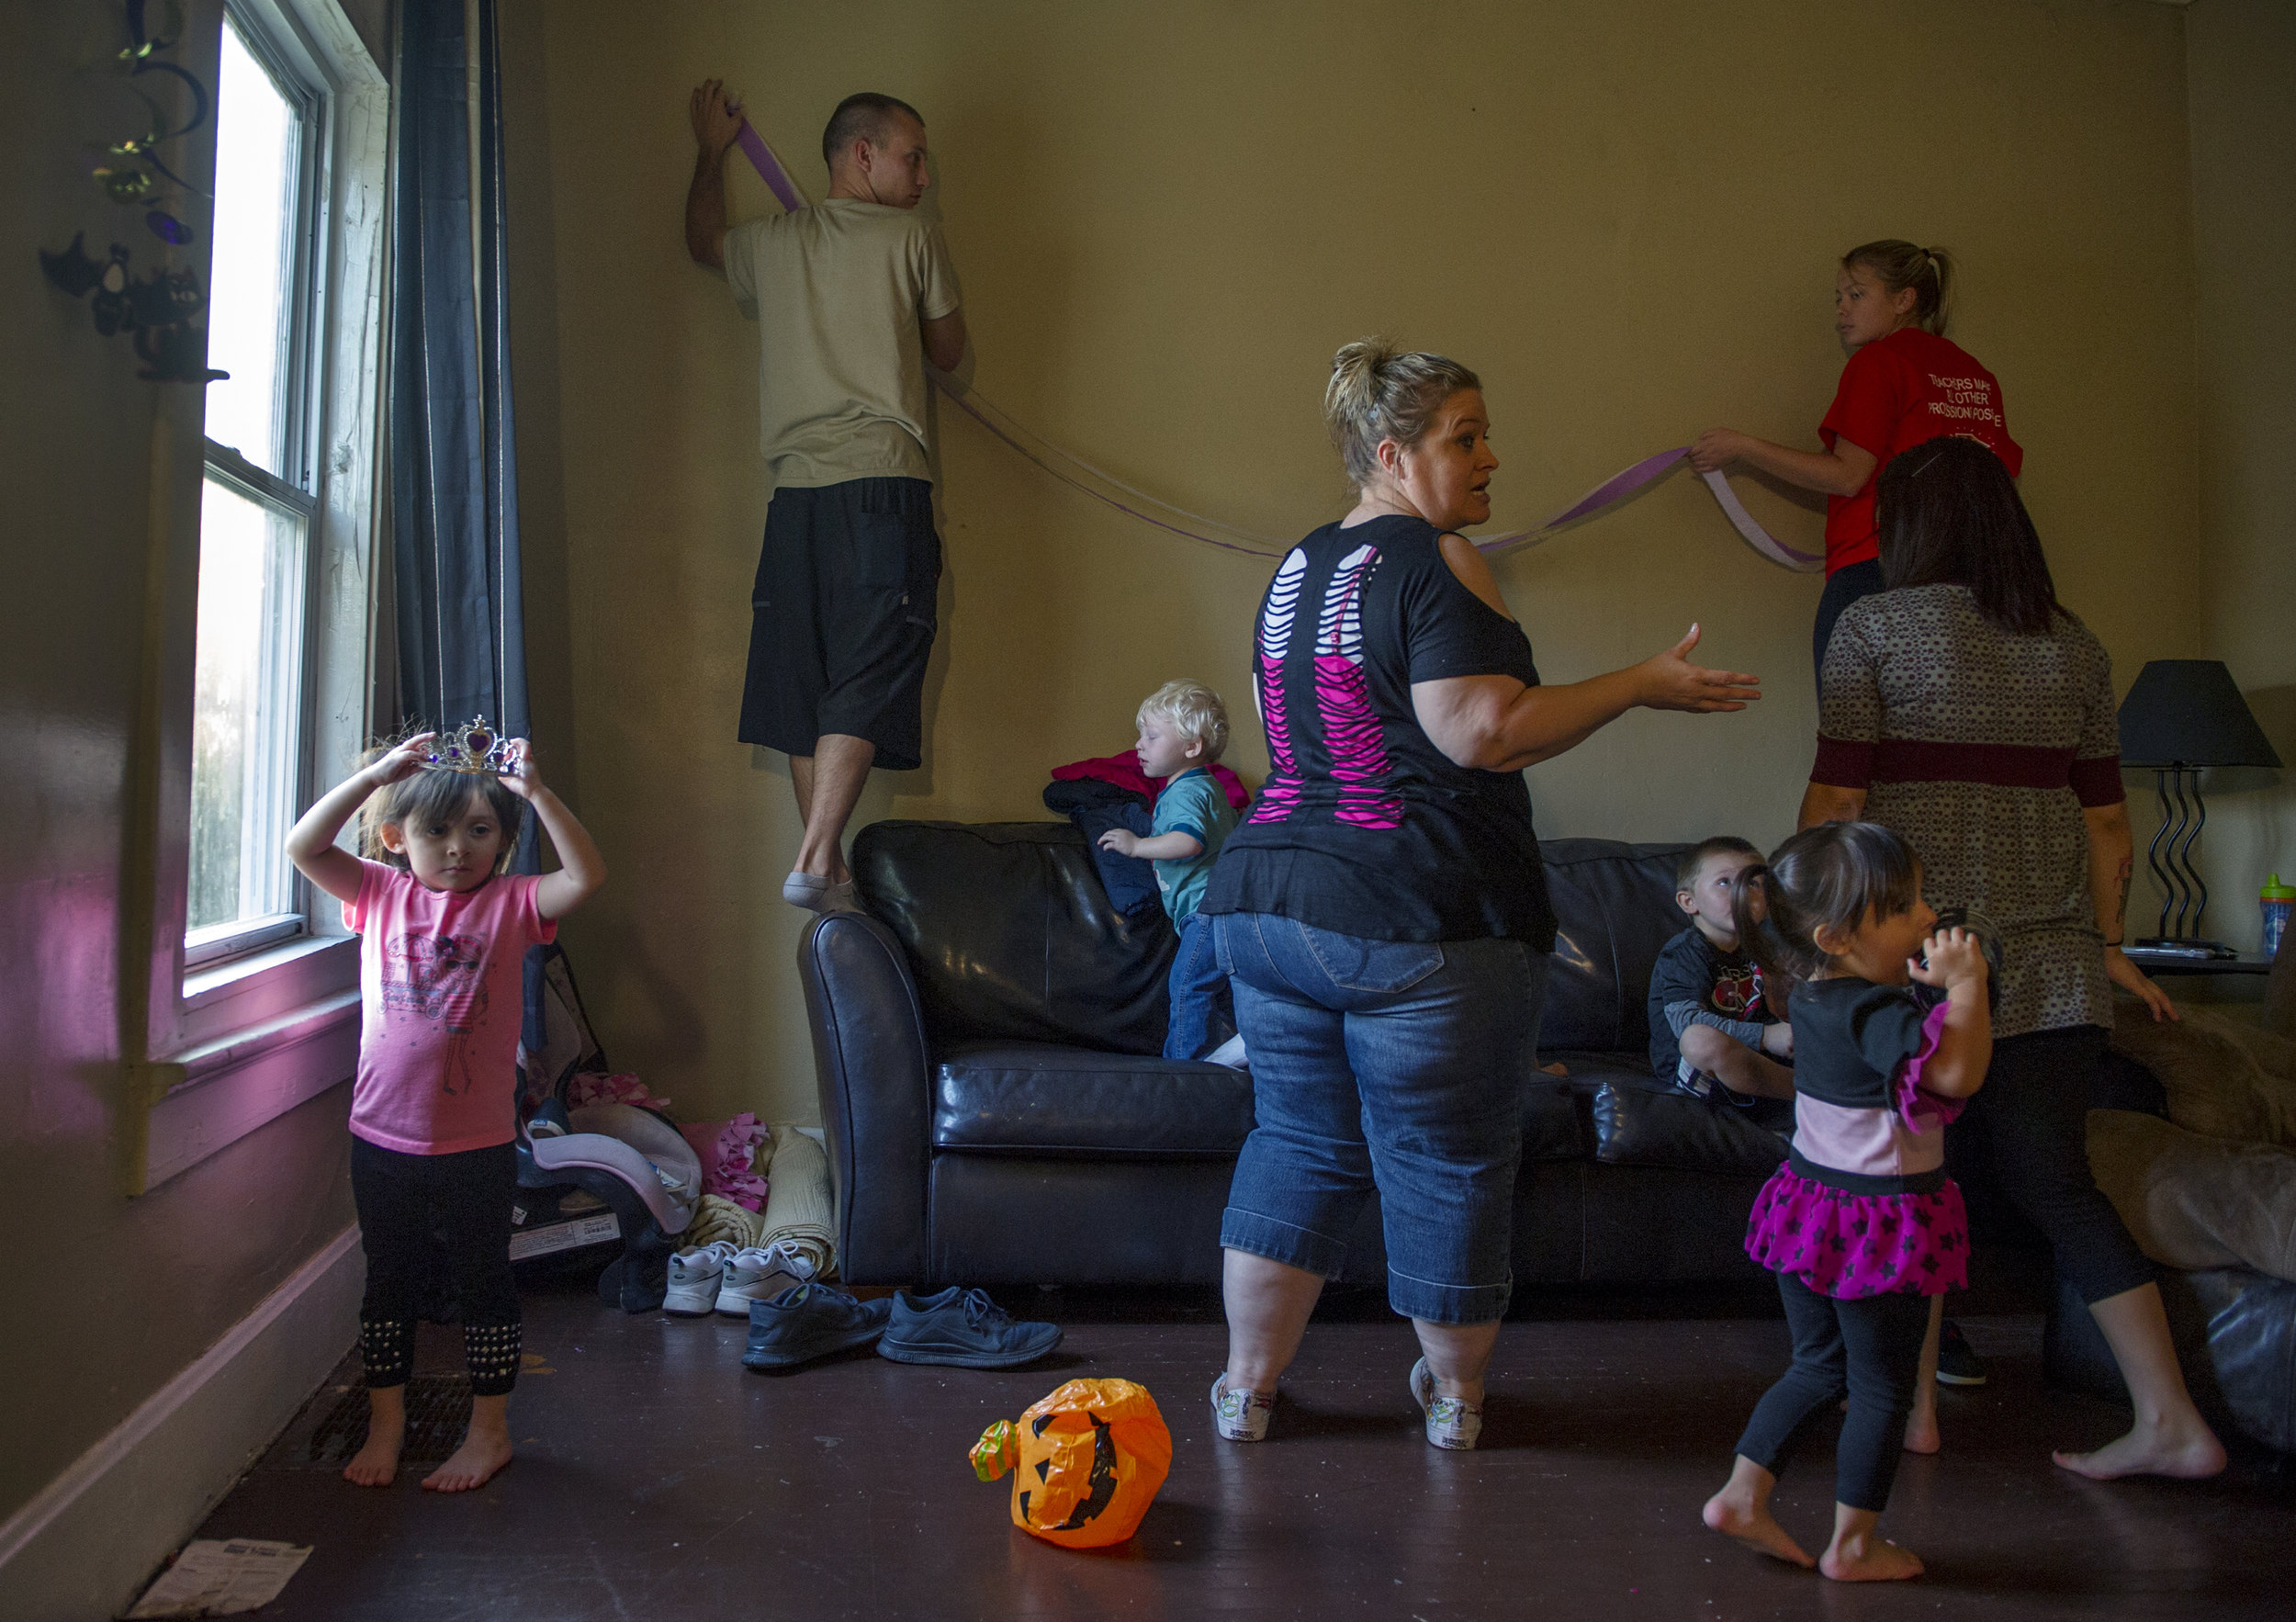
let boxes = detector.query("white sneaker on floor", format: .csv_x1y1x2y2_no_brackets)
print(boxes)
1202,1033,1249,1069
663,1242,736,1316
1410,1357,1482,1450
1210,1372,1277,1442
714,1241,818,1317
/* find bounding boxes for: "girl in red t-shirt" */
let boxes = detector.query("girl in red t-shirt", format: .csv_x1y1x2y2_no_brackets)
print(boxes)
1691,241,2020,682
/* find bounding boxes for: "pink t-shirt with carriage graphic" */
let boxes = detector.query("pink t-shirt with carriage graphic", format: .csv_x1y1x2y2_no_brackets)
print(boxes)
343,858,556,1155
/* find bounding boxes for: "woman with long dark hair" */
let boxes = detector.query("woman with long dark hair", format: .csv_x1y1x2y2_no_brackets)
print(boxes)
1799,435,2223,1480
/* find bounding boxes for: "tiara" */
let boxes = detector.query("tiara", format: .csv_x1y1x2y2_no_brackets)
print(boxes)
423,716,519,775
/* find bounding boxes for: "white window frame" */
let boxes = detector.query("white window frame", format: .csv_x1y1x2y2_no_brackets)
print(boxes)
186,2,330,970
132,0,392,1192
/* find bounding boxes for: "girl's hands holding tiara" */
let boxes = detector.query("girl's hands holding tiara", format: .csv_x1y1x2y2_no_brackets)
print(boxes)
495,738,544,799
366,732,438,787
1909,926,1987,994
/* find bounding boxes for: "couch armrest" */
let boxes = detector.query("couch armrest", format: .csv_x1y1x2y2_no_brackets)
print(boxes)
798,911,934,1282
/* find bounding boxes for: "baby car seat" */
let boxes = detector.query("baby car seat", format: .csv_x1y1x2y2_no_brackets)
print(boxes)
515,1097,701,1312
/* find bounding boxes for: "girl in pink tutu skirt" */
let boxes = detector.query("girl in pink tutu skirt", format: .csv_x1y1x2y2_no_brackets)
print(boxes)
1703,821,1991,1583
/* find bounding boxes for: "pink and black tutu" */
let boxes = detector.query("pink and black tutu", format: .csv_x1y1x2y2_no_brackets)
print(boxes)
1745,1163,1968,1299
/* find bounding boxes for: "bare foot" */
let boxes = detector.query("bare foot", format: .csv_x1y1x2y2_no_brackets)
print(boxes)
422,1426,513,1492
1704,1487,1815,1567
1821,1533,1924,1582
1540,1061,1570,1077
2054,1419,2226,1481
343,1412,403,1488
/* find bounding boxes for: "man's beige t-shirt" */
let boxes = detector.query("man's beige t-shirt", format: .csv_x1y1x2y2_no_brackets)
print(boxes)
723,198,962,489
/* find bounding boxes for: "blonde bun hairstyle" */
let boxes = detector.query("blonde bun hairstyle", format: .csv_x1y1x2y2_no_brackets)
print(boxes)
1841,240,1956,336
1323,338,1481,488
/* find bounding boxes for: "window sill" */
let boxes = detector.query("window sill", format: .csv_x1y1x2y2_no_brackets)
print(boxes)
143,990,361,1191
181,931,356,1050
136,935,364,1192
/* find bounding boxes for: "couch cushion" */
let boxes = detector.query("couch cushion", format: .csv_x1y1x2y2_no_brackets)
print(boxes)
935,1041,1591,1163
935,1042,1254,1156
1591,1076,1792,1178
1537,839,1696,1053
858,821,1176,1053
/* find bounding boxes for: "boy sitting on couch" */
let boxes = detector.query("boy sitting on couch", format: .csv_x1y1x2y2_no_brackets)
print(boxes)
1647,836,1795,1104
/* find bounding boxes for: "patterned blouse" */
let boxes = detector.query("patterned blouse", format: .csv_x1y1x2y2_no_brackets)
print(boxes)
1814,584,2125,1040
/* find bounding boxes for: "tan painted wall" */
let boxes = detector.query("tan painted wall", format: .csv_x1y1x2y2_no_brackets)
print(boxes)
502,0,2204,1126
2185,0,2296,955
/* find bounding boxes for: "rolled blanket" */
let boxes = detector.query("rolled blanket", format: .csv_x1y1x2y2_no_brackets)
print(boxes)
2088,1108,2296,1282
2109,1002,2296,1148
759,1125,837,1278
679,1194,766,1254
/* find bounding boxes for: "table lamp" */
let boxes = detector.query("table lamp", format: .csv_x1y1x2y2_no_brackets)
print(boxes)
2116,659,2281,953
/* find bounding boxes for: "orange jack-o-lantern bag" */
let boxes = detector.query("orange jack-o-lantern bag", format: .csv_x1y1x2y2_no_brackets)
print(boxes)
969,1378,1172,1549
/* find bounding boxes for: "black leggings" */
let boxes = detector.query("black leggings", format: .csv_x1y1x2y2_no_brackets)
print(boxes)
1812,558,1885,695
1736,1272,1930,1512
351,1137,523,1396
1951,1024,2155,1306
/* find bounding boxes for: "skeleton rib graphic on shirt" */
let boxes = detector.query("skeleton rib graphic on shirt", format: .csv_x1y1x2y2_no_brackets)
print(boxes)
1248,543,1403,830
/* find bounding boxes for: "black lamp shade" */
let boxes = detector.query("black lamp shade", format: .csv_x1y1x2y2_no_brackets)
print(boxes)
2117,660,2282,770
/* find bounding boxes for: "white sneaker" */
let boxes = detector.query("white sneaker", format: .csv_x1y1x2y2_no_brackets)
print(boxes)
714,1241,818,1317
1410,1357,1482,1450
663,1242,736,1316
1210,1372,1277,1442
1202,1033,1249,1069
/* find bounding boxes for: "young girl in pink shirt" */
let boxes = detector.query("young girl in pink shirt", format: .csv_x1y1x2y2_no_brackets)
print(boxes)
287,728,605,1492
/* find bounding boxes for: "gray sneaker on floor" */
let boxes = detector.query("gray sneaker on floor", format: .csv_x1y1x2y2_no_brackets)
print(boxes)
741,1283,892,1370
877,1287,1063,1369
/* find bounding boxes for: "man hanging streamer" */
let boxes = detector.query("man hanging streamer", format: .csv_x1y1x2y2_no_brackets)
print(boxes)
726,113,1818,576
686,82,968,917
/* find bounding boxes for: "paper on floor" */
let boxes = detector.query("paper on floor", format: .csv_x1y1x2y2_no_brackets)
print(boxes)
123,1538,312,1617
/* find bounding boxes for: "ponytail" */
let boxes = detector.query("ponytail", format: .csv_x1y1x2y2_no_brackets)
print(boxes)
1729,863,1818,997
1842,240,1954,336
1323,337,1481,488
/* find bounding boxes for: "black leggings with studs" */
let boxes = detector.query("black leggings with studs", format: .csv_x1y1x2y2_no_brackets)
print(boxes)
351,1137,523,1397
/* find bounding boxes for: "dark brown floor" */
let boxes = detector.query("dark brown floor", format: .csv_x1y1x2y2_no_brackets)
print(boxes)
189,1271,2295,1621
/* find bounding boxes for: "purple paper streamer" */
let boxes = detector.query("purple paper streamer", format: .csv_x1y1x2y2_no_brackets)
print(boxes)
729,126,1817,572
736,120,806,213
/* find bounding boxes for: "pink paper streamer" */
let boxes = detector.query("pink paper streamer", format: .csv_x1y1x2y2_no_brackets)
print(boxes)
730,123,1818,574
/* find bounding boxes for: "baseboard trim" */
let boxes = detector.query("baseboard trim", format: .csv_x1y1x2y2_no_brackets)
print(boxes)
0,1224,363,1622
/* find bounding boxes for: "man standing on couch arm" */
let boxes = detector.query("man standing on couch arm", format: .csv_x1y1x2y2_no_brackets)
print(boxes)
686,81,967,915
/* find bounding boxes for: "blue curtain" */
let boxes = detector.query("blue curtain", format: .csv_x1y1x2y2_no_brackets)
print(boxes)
389,0,549,1050
388,0,527,760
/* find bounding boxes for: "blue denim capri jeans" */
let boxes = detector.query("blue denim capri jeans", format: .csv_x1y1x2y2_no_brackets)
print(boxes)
1212,911,1550,1324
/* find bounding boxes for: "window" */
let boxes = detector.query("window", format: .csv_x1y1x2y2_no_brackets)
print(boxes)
189,10,325,965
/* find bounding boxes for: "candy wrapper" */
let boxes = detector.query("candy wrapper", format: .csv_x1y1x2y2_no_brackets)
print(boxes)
969,1379,1171,1549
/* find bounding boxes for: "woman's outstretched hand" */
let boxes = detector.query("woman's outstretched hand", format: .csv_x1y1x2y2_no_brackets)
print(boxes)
1637,625,1761,713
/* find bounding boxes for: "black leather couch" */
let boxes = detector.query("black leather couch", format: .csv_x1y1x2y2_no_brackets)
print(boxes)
800,818,2296,1453
803,823,1793,1290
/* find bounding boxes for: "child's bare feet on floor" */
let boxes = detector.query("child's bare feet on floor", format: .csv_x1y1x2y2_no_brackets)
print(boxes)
2053,1417,2226,1481
1703,1459,1814,1568
343,1411,403,1488
422,1425,513,1492
1821,1532,1923,1583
